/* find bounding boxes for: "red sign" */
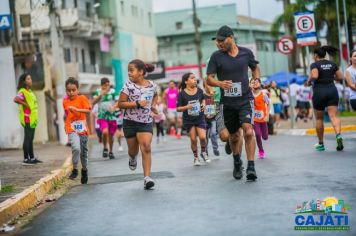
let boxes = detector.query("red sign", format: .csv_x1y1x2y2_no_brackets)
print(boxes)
277,37,294,55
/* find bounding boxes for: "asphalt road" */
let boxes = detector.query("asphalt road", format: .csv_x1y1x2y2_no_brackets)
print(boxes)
19,132,356,236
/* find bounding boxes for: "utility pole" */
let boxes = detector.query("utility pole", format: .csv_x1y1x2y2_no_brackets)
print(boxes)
48,0,67,145
192,0,203,79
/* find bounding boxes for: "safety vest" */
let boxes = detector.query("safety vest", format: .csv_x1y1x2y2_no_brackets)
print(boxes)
18,88,38,128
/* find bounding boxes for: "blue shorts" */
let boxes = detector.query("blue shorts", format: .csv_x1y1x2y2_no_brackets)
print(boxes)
273,104,282,114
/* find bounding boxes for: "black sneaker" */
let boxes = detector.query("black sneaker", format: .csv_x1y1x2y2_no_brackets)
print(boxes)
109,152,115,159
225,142,232,155
246,166,258,181
31,158,43,164
22,159,35,165
103,148,109,158
69,169,78,179
233,160,243,180
213,149,220,156
336,135,344,151
81,169,88,184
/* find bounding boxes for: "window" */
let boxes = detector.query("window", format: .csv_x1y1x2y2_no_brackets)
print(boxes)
89,51,96,65
86,2,92,17
148,12,152,28
120,1,125,16
175,22,183,30
178,43,195,56
131,5,138,17
74,48,78,62
62,0,66,9
63,48,71,63
74,0,78,8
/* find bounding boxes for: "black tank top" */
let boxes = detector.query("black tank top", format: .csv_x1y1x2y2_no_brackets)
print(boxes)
310,59,338,87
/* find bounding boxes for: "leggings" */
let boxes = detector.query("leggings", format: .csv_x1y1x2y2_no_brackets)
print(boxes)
23,123,35,160
156,121,164,137
253,122,268,152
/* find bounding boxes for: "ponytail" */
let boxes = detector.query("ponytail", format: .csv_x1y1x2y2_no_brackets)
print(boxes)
314,45,338,58
129,59,155,76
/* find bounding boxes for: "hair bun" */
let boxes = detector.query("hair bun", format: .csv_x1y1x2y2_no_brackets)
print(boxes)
145,64,155,73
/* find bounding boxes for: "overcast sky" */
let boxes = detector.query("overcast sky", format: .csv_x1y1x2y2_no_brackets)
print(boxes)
152,0,284,23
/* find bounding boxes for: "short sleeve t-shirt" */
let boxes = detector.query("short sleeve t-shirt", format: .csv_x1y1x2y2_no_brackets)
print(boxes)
297,86,312,102
93,88,119,121
63,95,92,134
177,88,205,125
207,46,259,107
310,60,338,87
121,80,158,123
165,88,179,109
346,66,356,99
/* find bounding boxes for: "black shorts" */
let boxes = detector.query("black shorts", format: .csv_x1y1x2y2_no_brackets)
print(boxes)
312,86,339,111
123,119,153,139
351,99,356,111
296,101,311,110
223,101,254,134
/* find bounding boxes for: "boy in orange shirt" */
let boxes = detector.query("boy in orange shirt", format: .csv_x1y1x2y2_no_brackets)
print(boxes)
63,77,92,184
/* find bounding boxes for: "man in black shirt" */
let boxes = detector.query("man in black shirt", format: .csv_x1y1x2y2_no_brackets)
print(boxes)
207,25,260,181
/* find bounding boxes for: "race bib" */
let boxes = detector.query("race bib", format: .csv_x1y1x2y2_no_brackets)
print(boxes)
141,88,154,103
188,100,200,116
254,110,264,120
71,120,87,133
224,82,242,97
205,104,216,117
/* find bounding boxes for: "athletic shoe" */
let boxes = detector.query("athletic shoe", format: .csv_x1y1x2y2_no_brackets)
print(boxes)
81,169,88,184
69,169,78,180
225,142,232,155
336,135,344,151
144,176,155,190
129,156,137,170
118,146,124,152
315,143,325,151
246,166,258,181
31,158,43,164
193,157,201,166
176,133,182,139
102,148,109,158
170,127,176,136
233,159,243,180
213,149,220,156
109,152,115,159
200,152,211,163
258,150,265,159
22,159,35,165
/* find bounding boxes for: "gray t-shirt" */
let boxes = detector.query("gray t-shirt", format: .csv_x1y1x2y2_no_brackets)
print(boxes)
207,46,259,107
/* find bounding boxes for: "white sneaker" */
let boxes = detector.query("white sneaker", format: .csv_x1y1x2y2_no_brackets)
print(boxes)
200,152,211,163
194,157,201,166
118,146,124,152
144,176,155,189
129,156,137,171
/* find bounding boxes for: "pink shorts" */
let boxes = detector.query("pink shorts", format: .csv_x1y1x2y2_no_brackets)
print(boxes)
97,119,117,136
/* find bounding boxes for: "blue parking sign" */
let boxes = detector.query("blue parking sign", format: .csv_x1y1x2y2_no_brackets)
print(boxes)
0,14,12,30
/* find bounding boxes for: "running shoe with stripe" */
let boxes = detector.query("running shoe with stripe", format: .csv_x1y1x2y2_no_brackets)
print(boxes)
315,143,325,151
144,176,155,189
193,157,201,166
200,152,211,163
336,134,344,151
129,156,137,170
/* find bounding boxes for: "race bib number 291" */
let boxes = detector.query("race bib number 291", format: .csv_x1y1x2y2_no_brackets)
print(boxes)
224,82,242,97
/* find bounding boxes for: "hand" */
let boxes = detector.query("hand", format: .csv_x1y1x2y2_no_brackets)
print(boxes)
68,106,78,112
186,104,193,110
200,104,205,112
139,100,149,107
108,105,115,113
219,80,233,90
100,87,110,96
151,107,158,115
264,116,269,122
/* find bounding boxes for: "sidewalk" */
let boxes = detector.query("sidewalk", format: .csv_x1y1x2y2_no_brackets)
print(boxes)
0,142,71,204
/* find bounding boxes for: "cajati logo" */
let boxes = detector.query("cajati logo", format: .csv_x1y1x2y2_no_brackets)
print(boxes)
294,197,351,231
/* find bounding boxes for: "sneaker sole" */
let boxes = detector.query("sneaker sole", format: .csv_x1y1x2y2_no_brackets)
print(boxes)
145,181,155,190
246,172,257,181
129,165,137,171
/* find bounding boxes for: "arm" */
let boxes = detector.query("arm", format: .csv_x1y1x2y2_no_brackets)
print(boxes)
92,87,110,105
251,65,261,80
151,94,158,114
345,70,356,91
13,96,30,108
117,92,138,109
176,104,192,112
307,68,319,86
206,74,232,89
335,69,343,82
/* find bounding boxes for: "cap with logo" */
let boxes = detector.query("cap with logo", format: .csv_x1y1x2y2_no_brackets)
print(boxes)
211,25,234,41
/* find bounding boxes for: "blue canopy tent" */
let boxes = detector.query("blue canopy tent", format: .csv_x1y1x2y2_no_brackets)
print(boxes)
264,71,308,87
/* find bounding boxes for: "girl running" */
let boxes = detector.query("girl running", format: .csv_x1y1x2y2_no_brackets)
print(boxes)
307,45,344,151
251,78,270,159
117,59,158,189
153,96,166,143
345,49,356,111
177,73,210,166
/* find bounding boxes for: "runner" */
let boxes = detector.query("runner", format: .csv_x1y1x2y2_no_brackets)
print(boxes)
92,78,119,159
177,73,210,166
345,49,356,111
117,59,157,189
164,81,182,139
307,45,344,151
204,90,220,156
63,78,91,184
295,80,312,122
115,108,124,151
251,78,270,159
207,25,260,181
269,81,283,127
13,73,42,165
153,96,166,144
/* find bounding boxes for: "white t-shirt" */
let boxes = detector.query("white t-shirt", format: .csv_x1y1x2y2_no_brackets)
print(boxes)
346,66,356,100
297,85,311,102
92,104,100,129
290,83,300,97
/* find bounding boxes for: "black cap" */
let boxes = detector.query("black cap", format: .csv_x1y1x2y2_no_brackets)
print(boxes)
211,25,234,41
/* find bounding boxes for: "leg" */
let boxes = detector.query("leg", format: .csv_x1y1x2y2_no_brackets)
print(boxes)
79,135,89,170
23,124,31,160
196,127,207,153
314,109,324,144
230,130,243,156
28,126,36,159
69,133,81,169
242,123,256,162
126,137,139,159
189,126,198,155
327,106,341,135
210,120,219,152
261,122,269,140
253,123,263,152
137,132,153,177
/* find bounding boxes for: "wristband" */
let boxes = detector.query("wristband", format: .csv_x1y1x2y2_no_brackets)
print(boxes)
136,100,141,109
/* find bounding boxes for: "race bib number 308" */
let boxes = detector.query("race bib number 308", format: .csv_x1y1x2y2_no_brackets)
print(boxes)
224,82,242,97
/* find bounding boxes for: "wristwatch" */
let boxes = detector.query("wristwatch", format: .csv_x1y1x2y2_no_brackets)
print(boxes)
136,100,141,109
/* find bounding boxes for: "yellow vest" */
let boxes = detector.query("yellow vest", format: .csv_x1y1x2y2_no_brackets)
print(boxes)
18,88,38,128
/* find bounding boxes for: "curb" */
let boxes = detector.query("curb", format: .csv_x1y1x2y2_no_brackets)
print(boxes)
0,155,72,225
276,125,356,136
